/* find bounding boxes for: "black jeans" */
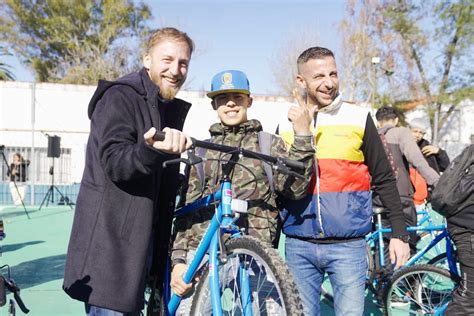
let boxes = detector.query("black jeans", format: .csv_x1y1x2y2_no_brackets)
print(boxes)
445,224,474,315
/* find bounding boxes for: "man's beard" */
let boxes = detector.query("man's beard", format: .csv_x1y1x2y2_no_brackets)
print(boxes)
149,71,182,101
159,85,179,100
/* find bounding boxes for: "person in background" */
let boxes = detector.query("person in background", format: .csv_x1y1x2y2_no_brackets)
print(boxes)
63,27,194,315
7,153,29,206
375,106,439,257
409,118,450,174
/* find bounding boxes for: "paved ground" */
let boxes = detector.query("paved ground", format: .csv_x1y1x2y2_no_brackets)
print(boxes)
0,205,83,315
0,204,392,315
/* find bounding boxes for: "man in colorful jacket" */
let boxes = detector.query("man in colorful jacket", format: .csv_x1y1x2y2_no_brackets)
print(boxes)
279,46,410,316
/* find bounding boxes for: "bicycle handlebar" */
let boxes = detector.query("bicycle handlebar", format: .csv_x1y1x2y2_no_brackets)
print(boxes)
153,130,305,174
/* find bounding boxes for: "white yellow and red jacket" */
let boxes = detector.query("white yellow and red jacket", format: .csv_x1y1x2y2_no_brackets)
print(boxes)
279,95,407,240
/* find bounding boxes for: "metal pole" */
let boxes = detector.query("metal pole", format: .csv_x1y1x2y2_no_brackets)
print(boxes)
371,57,380,114
433,110,439,146
30,81,36,205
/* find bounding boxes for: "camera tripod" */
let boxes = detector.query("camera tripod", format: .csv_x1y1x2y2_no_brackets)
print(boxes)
38,158,73,210
0,147,30,219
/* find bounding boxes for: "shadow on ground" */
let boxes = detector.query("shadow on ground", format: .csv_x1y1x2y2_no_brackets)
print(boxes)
9,254,66,289
1,240,45,253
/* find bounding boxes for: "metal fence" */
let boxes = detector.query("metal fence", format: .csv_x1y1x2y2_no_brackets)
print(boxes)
0,145,74,205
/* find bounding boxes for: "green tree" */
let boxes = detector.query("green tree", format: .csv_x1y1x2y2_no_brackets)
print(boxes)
341,0,473,142
0,0,151,84
0,46,15,80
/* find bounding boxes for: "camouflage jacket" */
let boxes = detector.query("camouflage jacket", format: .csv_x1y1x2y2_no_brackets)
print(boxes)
171,119,314,263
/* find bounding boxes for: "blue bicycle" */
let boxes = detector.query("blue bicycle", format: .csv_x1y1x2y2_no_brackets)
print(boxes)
369,208,459,315
148,133,305,315
321,206,459,314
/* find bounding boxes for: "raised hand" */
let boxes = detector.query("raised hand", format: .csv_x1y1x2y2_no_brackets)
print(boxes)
288,88,318,136
421,145,440,156
144,127,192,154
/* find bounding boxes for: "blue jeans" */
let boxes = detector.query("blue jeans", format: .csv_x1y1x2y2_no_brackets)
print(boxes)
85,304,141,316
285,236,367,316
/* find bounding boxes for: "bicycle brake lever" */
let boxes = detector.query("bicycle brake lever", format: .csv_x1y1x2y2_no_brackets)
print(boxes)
4,279,29,314
288,170,305,180
187,149,203,165
162,158,189,168
218,228,228,264
274,164,305,180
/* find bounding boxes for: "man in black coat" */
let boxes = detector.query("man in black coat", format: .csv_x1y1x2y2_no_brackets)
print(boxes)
63,27,194,315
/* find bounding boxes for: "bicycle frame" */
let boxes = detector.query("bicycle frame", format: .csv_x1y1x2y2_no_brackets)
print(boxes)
151,131,305,316
166,178,247,316
370,212,457,276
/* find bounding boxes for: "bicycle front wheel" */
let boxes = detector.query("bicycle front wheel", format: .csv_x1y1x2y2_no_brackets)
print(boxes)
384,264,457,315
190,236,303,315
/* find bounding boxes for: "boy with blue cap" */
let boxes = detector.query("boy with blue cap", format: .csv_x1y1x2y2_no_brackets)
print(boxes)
169,69,315,312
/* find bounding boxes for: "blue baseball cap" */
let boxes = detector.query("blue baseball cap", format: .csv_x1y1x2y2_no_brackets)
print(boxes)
207,70,250,98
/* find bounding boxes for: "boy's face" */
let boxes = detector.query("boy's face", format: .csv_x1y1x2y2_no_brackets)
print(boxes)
212,92,252,126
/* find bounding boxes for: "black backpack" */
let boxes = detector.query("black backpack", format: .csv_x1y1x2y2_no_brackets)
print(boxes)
431,145,474,217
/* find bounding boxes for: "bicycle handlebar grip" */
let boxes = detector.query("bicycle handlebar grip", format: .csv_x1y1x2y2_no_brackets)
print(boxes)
284,159,305,173
152,130,166,141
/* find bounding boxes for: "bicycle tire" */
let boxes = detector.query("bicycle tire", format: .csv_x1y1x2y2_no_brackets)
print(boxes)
321,241,373,306
190,236,304,315
427,252,460,276
384,264,457,315
416,231,444,263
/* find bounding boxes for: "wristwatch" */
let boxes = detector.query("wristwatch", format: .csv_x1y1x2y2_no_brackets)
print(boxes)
393,235,410,243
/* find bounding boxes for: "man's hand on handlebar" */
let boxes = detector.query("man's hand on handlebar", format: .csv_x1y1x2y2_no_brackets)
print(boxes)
144,127,192,154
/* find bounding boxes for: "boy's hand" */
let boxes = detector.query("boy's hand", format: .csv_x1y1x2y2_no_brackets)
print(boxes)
170,263,193,296
144,127,192,154
289,88,318,136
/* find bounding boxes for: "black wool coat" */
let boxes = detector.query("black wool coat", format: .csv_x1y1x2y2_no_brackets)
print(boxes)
63,68,191,312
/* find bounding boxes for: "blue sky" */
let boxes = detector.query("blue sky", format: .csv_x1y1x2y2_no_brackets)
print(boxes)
5,0,347,95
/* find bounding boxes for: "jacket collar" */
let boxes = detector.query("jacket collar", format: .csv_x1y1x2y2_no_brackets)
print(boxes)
318,92,343,114
209,119,263,137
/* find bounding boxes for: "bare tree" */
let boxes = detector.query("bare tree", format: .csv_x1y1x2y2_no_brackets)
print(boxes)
268,29,321,96
341,0,473,142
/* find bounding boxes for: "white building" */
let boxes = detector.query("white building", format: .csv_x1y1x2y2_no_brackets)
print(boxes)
1,80,472,204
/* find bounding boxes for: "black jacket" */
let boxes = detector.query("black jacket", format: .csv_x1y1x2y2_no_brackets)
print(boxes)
63,68,191,312
8,161,29,182
417,139,450,174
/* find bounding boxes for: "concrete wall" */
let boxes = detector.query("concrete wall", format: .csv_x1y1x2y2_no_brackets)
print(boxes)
0,81,295,183
1,80,472,184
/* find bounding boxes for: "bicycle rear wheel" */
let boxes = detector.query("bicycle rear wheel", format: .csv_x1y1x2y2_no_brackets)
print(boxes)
384,264,457,315
190,236,303,315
